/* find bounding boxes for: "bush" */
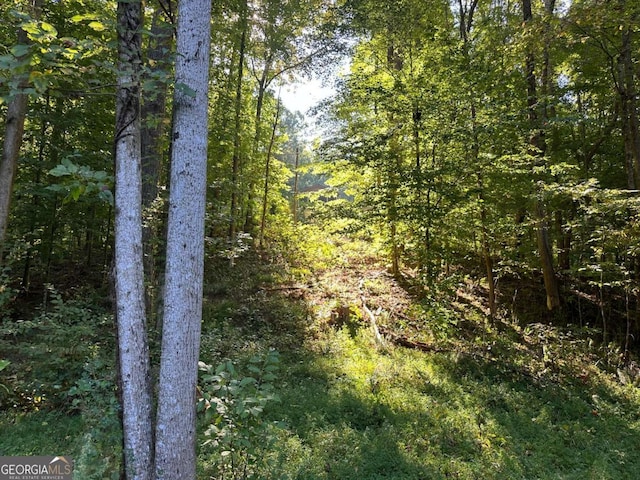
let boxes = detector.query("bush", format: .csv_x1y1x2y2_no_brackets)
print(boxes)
197,349,282,480
0,285,114,410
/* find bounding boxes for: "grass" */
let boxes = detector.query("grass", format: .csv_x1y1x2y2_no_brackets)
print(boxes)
195,245,640,479
2,239,640,479
0,410,84,456
244,327,640,480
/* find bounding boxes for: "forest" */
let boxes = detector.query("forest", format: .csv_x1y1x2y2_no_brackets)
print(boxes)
1,0,640,478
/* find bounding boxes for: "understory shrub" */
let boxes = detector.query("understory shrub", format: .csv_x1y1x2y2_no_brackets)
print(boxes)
197,349,283,480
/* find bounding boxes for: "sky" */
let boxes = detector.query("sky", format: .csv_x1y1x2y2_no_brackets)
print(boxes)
279,77,335,116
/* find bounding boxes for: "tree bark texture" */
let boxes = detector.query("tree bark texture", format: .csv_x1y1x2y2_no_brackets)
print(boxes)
114,1,154,479
141,4,173,210
0,25,30,253
154,0,211,476
0,87,28,251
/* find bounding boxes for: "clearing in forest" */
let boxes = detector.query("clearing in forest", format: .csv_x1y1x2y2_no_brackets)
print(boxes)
194,237,640,480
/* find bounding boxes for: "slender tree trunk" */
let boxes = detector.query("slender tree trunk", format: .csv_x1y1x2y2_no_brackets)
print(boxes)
523,0,561,311
619,26,640,189
154,0,211,476
253,56,273,154
292,146,300,222
141,5,174,226
244,56,274,234
22,93,50,290
229,3,247,242
141,3,174,321
0,29,29,258
458,0,495,316
388,151,401,277
259,96,281,247
114,1,154,479
0,0,44,258
387,43,402,277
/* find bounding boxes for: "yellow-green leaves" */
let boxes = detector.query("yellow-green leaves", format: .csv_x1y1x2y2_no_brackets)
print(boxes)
87,21,106,32
70,13,107,32
22,20,58,42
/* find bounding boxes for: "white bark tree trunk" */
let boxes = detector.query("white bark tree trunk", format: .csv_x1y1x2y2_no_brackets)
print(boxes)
154,0,211,477
114,1,154,478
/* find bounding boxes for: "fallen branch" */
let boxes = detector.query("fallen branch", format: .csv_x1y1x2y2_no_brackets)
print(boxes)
259,284,309,292
378,326,445,353
361,296,388,349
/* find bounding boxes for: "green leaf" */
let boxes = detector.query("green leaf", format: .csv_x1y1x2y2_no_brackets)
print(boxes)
40,22,58,36
0,359,10,372
10,44,31,58
88,21,106,32
239,377,257,387
249,406,264,416
21,22,41,36
62,157,79,173
98,189,114,206
49,164,71,177
0,54,15,69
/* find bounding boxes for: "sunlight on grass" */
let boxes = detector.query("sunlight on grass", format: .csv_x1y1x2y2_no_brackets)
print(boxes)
250,323,640,479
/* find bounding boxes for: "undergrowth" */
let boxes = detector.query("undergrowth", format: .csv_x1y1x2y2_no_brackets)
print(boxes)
2,231,640,478
195,245,640,479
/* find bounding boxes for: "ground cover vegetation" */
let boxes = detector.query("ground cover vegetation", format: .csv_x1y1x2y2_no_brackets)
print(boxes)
1,0,640,478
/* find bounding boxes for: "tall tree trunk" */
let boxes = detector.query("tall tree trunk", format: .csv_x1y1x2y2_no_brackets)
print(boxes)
229,3,248,242
619,25,640,189
458,0,495,317
141,3,174,321
0,21,32,257
292,146,300,222
114,1,154,479
523,0,561,311
22,93,50,290
259,95,281,247
244,55,274,234
154,0,211,476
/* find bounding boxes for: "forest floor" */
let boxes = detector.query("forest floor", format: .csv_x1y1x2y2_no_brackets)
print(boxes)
195,236,640,479
2,235,640,479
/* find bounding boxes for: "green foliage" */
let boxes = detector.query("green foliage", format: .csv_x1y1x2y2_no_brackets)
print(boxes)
198,349,282,479
412,282,461,341
0,359,10,395
1,284,118,475
47,156,114,205
264,317,640,479
67,357,121,480
0,410,85,456
0,267,17,320
0,285,114,410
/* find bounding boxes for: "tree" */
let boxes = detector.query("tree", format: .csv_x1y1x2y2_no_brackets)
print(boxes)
140,0,175,316
259,93,282,246
114,0,154,478
154,0,211,477
228,0,248,242
0,0,42,256
522,0,561,311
